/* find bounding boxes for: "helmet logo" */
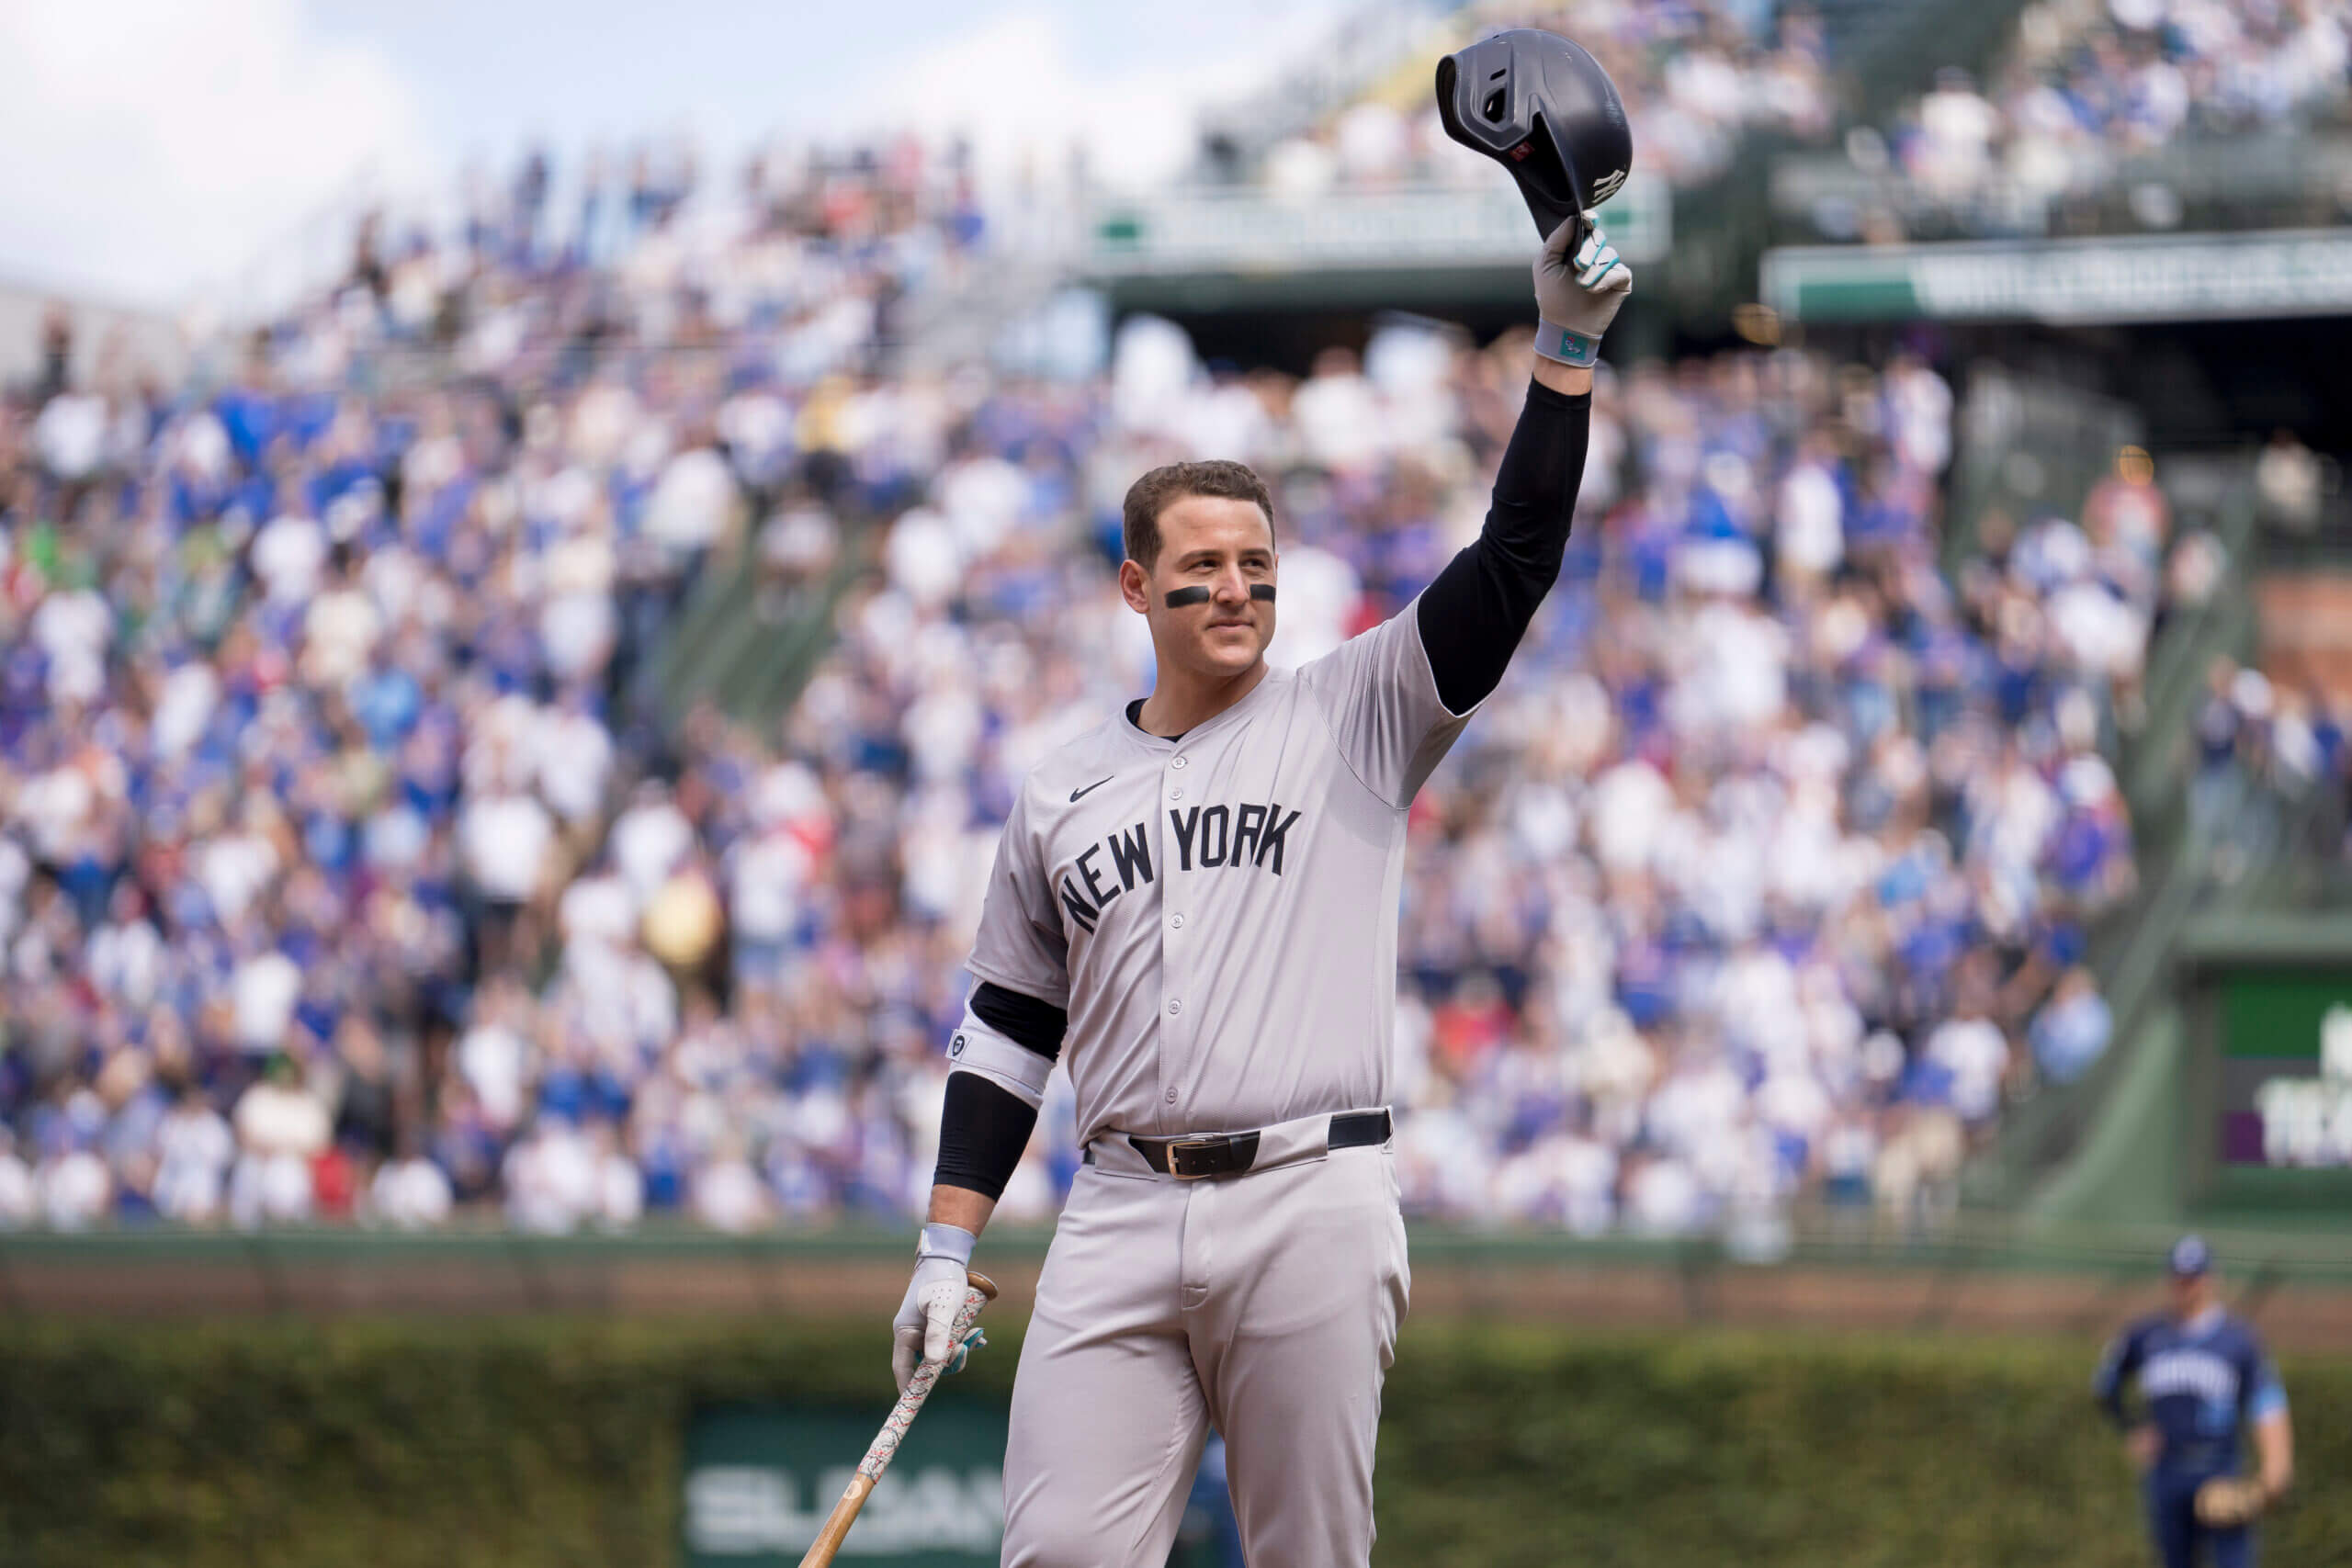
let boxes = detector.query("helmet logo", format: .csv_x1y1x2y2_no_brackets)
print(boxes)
1509,140,1533,162
1589,167,1627,203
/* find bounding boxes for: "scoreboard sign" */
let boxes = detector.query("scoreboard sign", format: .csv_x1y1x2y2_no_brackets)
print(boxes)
1763,227,2352,326
2177,917,2352,1215
684,1402,1006,1567
2218,972,2352,1169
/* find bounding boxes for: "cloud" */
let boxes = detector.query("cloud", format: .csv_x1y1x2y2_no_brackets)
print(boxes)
0,0,426,309
855,6,1345,191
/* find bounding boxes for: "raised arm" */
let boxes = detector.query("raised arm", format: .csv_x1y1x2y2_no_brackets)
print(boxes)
1416,215,1629,714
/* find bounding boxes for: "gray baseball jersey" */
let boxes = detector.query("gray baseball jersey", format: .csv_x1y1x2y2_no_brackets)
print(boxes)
965,598,1472,1145
955,378,1588,1567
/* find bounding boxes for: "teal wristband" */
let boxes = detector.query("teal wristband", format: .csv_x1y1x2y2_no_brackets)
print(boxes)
1535,319,1601,368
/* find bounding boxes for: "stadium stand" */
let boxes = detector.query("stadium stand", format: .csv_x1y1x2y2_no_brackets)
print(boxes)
0,147,2199,1239
1777,0,2352,242
3,1,2348,1241
1191,0,1838,197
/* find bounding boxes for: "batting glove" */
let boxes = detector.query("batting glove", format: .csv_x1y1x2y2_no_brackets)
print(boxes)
892,1222,978,1393
1532,212,1632,369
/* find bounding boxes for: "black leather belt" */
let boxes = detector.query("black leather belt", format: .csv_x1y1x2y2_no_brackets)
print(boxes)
1118,1109,1392,1179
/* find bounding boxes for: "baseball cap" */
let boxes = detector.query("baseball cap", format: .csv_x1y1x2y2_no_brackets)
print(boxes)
2168,1235,2212,1278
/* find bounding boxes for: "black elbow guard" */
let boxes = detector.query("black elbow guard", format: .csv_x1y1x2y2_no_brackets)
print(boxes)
970,981,1068,1061
933,1071,1040,1201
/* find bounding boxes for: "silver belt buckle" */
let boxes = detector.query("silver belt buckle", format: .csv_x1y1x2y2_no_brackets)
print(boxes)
1166,1136,1224,1179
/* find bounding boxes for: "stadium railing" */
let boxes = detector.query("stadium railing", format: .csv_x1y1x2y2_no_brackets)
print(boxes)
1966,451,2352,1222
1080,176,1674,321
1945,365,2143,574
1812,0,2038,125
1770,129,2352,247
648,534,868,733
1974,464,2270,1218
2126,463,2262,822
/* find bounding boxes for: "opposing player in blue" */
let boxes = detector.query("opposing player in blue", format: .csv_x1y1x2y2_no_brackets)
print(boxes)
2093,1236,2295,1568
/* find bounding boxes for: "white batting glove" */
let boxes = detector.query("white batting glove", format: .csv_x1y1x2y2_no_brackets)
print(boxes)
1532,212,1632,369
891,1222,977,1392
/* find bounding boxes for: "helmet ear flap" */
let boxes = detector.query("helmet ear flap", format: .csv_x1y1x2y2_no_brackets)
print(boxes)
1433,53,1464,142
1434,39,1526,152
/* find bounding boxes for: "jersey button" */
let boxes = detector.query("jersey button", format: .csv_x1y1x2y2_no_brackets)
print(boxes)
1167,998,1182,1016
1169,787,1182,801
1170,913,1184,930
1170,756,1187,770
1165,1089,1178,1103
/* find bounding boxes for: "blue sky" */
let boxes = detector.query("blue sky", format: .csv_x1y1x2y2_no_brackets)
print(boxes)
0,0,1346,309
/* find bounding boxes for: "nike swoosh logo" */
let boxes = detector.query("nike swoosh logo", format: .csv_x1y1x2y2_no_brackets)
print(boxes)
1069,777,1114,802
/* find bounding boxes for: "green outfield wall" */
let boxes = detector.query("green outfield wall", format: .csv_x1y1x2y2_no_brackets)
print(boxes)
9,1222,2352,1342
0,1318,2343,1568
2178,911,2352,1220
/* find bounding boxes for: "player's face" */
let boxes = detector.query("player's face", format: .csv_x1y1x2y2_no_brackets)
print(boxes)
1125,496,1277,680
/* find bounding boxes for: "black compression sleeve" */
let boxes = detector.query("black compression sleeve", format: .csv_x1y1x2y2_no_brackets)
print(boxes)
1416,380,1591,714
933,1072,1039,1201
970,981,1068,1062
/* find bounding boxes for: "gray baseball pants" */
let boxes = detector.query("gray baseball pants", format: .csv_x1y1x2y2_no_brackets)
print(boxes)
1000,1131,1409,1567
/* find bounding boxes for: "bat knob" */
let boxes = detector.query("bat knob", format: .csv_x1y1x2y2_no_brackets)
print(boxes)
967,1269,1000,1303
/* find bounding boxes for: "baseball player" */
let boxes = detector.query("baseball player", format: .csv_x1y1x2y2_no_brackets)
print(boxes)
885,211,1629,1567
2094,1235,2295,1568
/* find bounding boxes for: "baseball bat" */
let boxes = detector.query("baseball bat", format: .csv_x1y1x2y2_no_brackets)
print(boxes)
796,1270,999,1568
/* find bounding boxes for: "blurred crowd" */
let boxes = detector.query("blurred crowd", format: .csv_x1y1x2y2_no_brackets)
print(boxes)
1369,342,2150,1233
0,120,2177,1238
2188,653,2352,884
0,139,984,1232
1206,0,1837,197
1216,0,2352,243
1862,0,2352,235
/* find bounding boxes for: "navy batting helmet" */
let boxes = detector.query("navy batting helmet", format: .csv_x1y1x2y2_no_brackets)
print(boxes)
1436,28,1633,240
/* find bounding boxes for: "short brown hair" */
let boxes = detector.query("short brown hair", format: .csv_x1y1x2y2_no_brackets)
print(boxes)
1121,460,1275,570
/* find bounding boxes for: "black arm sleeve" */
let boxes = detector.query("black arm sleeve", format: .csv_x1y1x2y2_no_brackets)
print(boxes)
970,981,1069,1062
933,1073,1039,1201
1416,380,1592,714
932,981,1067,1200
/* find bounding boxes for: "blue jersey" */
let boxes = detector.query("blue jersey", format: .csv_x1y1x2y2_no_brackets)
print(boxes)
2094,1310,2287,1475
